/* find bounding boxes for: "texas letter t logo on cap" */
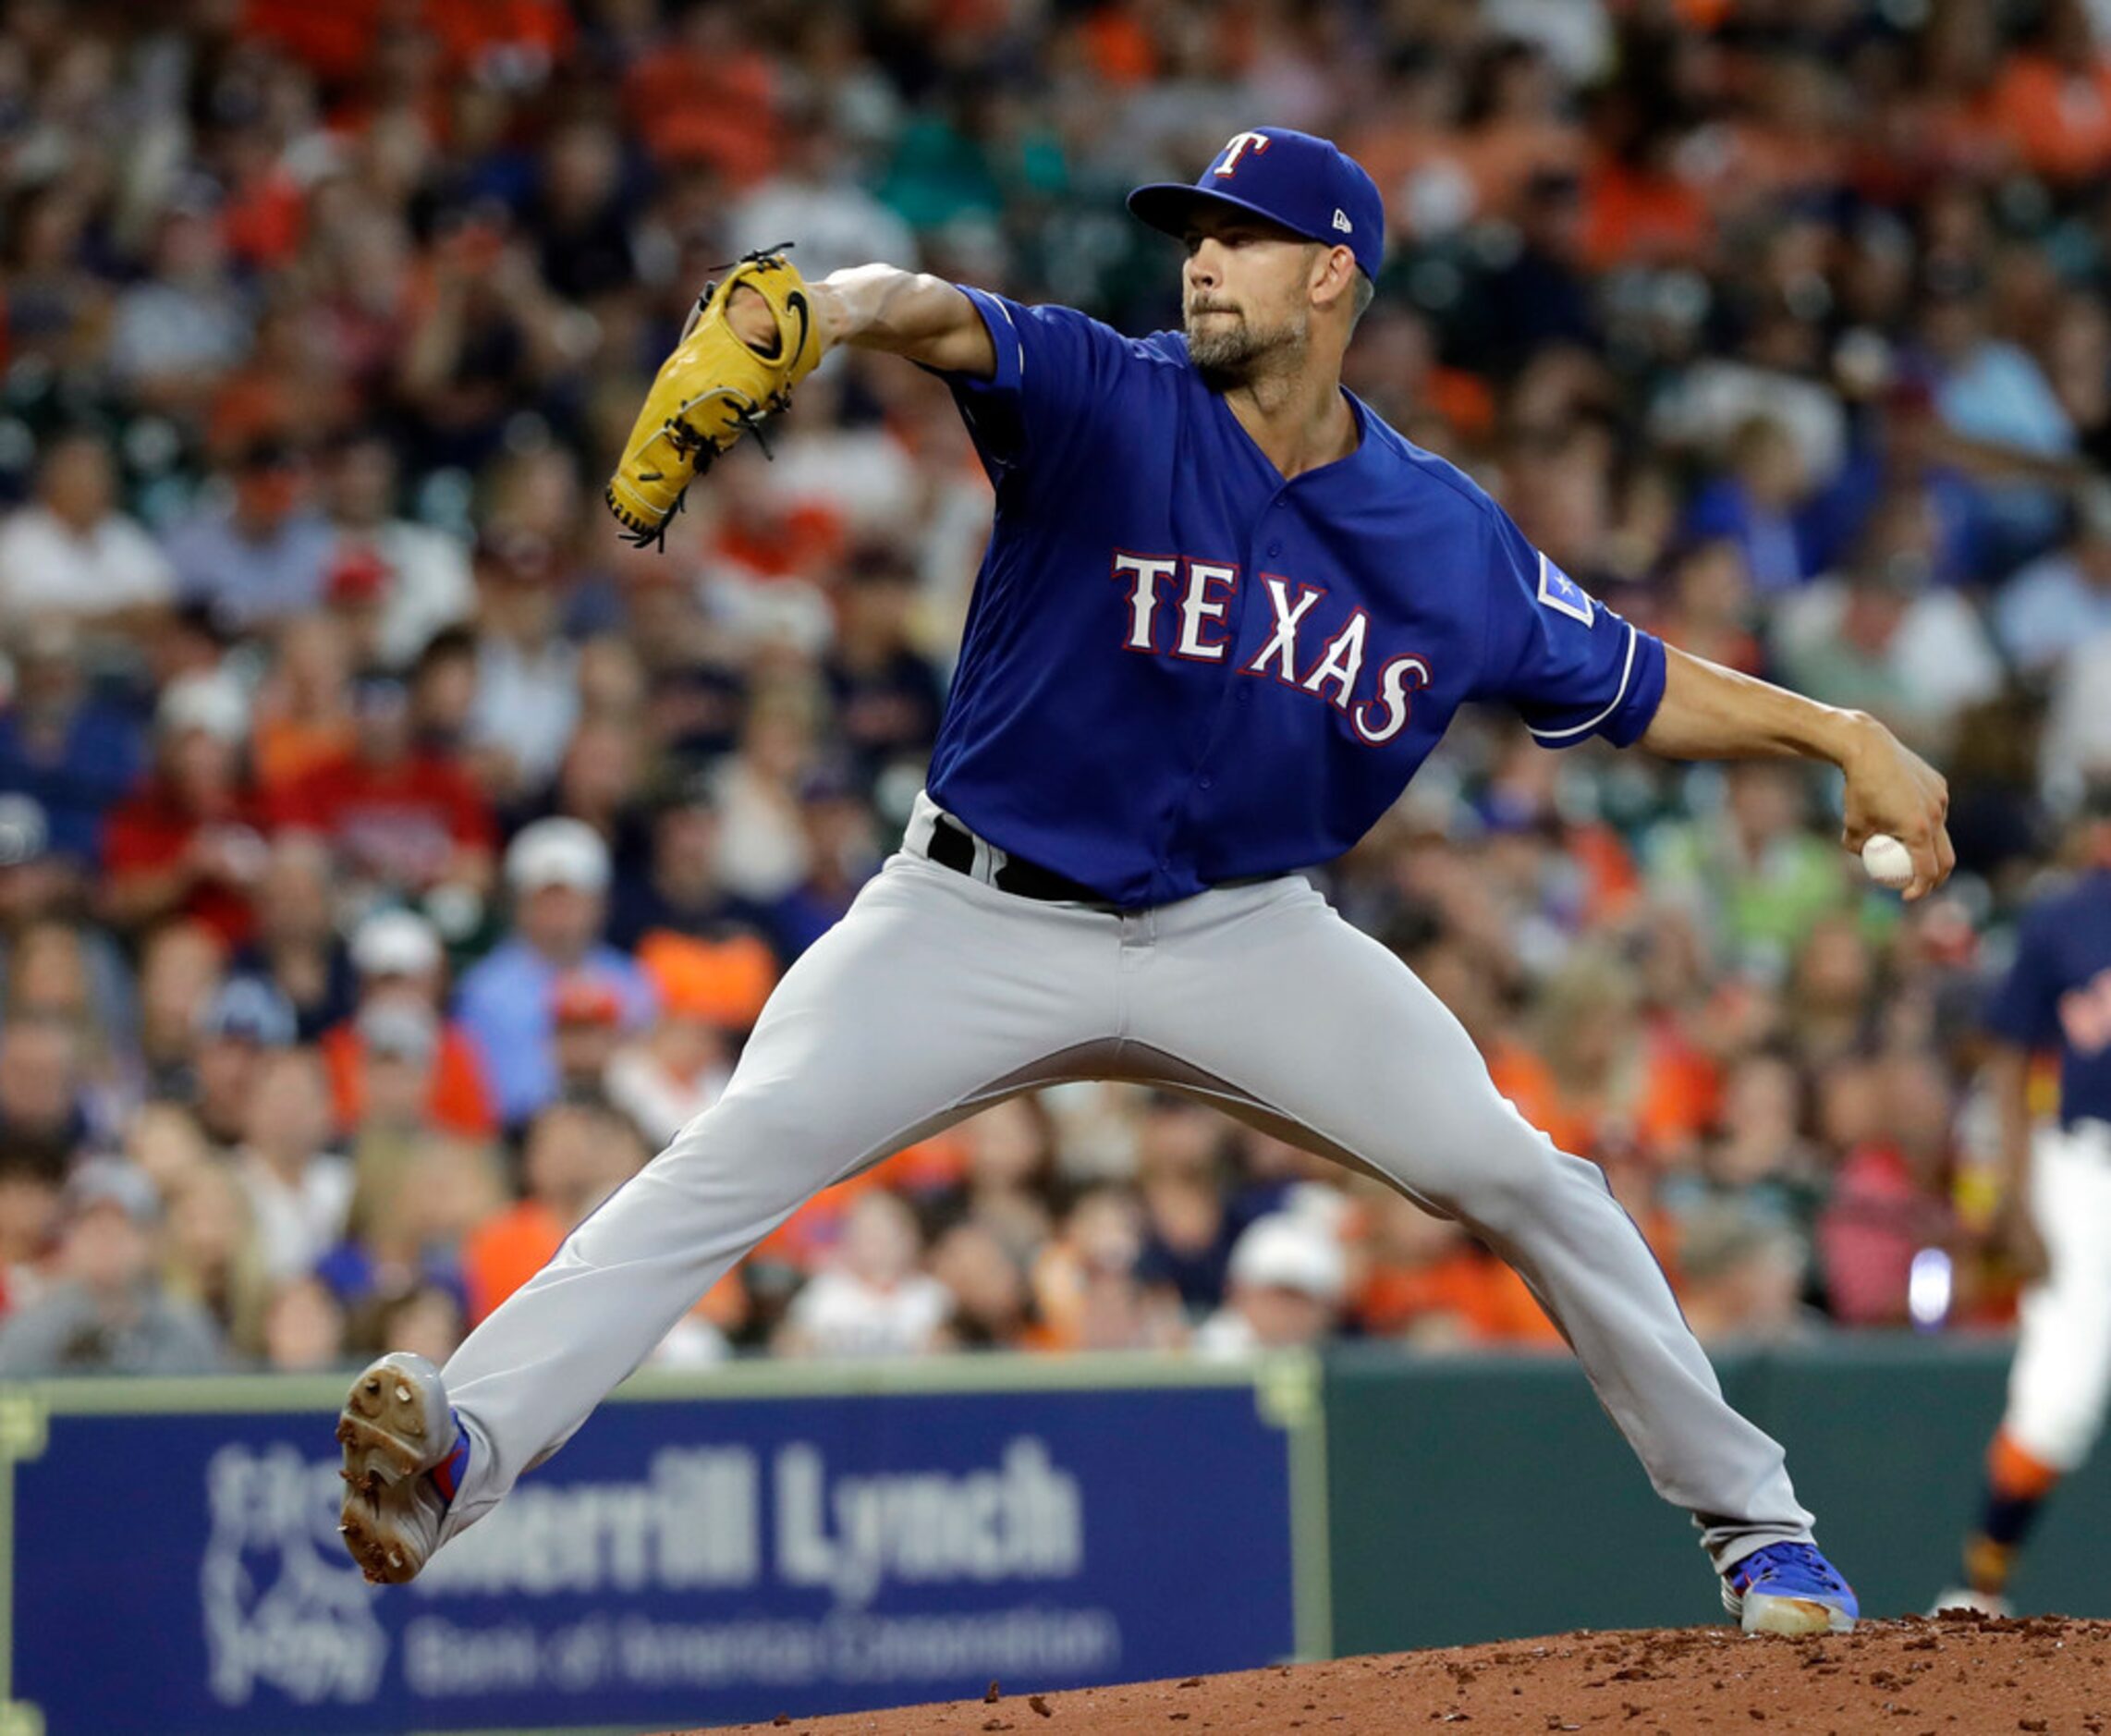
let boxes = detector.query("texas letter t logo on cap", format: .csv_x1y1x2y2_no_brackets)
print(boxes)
1214,131,1271,177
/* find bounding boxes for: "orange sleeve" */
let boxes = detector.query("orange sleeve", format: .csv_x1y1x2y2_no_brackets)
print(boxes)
463,1205,563,1325
320,1025,362,1134
1489,1045,1588,1155
431,1028,498,1138
1479,1258,1567,1346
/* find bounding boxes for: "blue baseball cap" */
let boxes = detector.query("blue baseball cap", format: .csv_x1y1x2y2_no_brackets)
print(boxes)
1128,128,1385,282
199,975,297,1048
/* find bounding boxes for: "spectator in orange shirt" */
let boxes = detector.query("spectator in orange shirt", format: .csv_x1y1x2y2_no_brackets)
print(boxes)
321,908,495,1141
623,4,781,185
1489,945,1715,1168
1989,0,2111,185
424,0,573,86
461,1097,644,1325
250,616,357,796
1580,111,1712,273
1351,1184,1561,1349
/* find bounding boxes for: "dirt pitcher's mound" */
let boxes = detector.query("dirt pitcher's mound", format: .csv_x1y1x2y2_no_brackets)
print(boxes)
702,1612,2111,1735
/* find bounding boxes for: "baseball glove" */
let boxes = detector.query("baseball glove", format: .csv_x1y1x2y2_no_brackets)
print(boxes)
604,246,826,549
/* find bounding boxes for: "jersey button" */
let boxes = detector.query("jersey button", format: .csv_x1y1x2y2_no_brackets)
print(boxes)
1199,774,1214,789
1266,542,1282,557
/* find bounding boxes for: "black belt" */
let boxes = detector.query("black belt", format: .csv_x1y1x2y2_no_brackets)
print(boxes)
926,815,1117,905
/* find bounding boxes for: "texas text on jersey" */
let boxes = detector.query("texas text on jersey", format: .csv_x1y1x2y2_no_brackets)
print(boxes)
924,287,1665,907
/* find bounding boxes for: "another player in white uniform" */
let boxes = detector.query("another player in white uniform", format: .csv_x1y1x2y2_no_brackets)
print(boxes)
1936,792,2111,1615
336,129,1954,1636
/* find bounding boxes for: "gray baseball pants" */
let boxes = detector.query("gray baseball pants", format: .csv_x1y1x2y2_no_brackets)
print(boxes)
437,795,1812,1571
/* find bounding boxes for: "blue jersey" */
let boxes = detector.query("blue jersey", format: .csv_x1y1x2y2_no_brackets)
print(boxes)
926,290,1667,905
1985,867,2111,1126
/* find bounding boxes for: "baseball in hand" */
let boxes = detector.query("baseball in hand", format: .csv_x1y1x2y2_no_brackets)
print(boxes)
1861,833,1914,890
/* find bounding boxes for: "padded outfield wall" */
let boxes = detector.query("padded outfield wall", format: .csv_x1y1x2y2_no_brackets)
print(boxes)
7,1339,2109,1734
1324,1336,2111,1654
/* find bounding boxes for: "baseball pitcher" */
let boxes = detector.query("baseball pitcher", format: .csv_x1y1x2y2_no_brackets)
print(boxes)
339,129,1953,1637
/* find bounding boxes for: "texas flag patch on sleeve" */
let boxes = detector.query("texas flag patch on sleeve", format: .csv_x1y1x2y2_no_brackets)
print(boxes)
1536,553,1595,626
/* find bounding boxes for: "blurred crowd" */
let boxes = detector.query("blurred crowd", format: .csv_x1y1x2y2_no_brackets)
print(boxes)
1,0,2108,1378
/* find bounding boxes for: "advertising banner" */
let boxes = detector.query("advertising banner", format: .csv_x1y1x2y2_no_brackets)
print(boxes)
1,1357,1324,1735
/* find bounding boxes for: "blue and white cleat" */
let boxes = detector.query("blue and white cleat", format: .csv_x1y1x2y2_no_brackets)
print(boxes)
336,1351,465,1585
1722,1541,1859,1635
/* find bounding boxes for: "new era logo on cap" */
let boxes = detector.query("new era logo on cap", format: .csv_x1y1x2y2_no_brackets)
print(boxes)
1128,127,1386,282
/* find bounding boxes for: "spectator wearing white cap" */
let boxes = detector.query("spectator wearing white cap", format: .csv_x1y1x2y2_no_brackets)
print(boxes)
1191,1211,1349,1360
319,908,497,1141
102,671,268,947
453,819,654,1127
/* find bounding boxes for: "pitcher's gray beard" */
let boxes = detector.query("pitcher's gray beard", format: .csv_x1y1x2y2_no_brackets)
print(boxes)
1185,312,1306,390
